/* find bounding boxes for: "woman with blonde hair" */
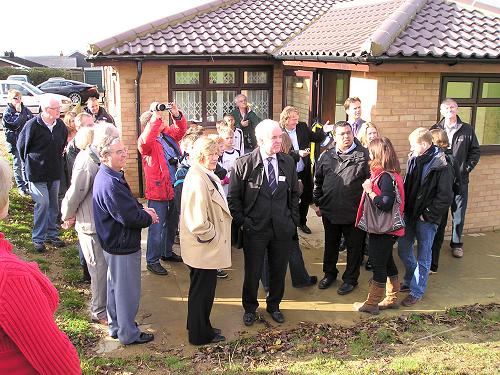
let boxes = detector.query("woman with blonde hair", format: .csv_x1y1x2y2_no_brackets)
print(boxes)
359,122,380,147
0,157,81,373
180,136,232,345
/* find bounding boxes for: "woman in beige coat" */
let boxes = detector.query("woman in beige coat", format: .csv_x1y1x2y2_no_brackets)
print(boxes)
180,137,232,345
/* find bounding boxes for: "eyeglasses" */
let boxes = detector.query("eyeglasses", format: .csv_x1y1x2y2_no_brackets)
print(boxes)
13,96,21,100
48,106,62,111
112,147,128,156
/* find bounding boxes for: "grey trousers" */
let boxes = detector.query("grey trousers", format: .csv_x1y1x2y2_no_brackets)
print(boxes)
103,250,142,344
78,232,108,321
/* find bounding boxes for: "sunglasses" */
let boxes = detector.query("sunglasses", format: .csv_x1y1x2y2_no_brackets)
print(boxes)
13,96,21,100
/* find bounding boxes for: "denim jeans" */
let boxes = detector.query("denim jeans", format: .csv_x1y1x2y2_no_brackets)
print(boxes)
29,180,60,243
450,183,469,249
146,200,168,265
397,218,438,299
11,147,28,192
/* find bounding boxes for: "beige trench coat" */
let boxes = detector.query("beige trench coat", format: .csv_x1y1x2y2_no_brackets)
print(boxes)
179,163,232,269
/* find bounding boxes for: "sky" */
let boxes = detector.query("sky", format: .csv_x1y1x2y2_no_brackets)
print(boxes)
2,0,499,58
1,0,208,57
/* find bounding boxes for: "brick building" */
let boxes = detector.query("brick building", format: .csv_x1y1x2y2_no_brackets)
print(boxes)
88,0,500,234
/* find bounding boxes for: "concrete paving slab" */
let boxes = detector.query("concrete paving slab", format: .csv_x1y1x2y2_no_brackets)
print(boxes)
103,213,499,356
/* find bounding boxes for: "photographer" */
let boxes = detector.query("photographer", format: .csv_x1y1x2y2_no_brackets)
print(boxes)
138,102,187,275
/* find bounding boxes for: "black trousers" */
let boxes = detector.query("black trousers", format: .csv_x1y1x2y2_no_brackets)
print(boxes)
322,218,365,285
187,267,217,345
368,233,398,284
298,170,312,225
242,228,291,313
431,212,448,271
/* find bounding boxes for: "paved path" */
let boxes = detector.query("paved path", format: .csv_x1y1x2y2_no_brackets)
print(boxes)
98,213,500,356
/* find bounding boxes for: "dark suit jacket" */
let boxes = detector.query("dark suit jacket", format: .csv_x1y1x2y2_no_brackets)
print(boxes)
287,122,326,199
227,148,300,231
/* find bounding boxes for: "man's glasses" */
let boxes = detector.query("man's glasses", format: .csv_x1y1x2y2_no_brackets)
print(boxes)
48,107,62,111
13,97,21,100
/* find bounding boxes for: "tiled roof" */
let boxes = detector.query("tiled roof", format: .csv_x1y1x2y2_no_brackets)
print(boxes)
90,0,500,60
91,0,339,56
386,0,500,58
278,0,414,57
277,0,500,59
0,56,46,68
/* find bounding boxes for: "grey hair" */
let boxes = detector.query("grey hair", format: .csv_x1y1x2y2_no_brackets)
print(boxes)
39,94,60,112
254,119,281,145
92,122,120,147
97,135,121,160
235,94,247,103
74,127,94,150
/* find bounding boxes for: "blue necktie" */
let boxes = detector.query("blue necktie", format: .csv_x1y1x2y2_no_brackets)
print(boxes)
267,157,278,194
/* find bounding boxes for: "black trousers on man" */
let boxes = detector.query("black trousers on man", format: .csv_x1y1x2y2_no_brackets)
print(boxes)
297,169,312,226
242,227,291,313
322,217,365,285
187,267,217,345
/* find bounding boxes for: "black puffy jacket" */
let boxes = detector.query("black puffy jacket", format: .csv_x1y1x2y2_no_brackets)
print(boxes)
313,140,370,224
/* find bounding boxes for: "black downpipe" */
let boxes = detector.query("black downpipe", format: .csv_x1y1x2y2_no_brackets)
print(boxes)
135,60,144,197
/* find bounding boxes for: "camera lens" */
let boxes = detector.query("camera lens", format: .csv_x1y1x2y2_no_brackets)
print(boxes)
156,103,166,111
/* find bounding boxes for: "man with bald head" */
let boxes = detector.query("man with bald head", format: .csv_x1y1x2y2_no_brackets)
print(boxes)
228,120,300,326
18,94,68,253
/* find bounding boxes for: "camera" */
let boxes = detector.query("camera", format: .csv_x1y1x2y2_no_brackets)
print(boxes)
150,102,172,111
168,157,179,166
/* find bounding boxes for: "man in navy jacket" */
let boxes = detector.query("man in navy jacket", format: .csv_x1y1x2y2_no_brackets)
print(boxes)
93,135,158,345
17,94,67,253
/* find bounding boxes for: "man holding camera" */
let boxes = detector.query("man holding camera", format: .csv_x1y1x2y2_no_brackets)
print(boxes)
138,102,187,275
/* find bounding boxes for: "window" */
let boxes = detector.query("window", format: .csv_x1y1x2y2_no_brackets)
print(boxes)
170,67,272,124
441,75,500,150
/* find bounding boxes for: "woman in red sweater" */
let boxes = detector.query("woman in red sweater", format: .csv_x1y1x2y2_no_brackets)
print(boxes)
0,157,81,374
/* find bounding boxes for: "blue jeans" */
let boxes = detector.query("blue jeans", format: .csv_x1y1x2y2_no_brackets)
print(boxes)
450,183,468,249
11,147,28,192
397,218,438,299
146,199,176,265
29,180,60,244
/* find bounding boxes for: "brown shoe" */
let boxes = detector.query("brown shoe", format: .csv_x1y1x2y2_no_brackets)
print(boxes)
401,294,420,307
452,248,463,258
353,280,385,315
379,276,400,310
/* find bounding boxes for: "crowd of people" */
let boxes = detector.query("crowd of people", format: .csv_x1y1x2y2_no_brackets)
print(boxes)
0,90,480,370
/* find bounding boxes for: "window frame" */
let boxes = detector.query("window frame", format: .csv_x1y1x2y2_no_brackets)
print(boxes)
439,74,500,154
169,66,273,126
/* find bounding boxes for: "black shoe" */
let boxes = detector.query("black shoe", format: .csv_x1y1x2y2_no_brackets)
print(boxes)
34,242,46,253
318,275,335,289
129,332,154,345
298,224,312,234
294,276,318,288
45,238,65,248
147,263,168,275
161,253,183,262
266,309,285,323
210,334,226,343
337,282,356,295
212,327,221,335
365,259,373,271
216,269,228,278
243,312,256,326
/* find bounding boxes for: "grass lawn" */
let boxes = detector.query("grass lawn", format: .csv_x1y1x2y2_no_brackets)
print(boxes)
0,154,498,374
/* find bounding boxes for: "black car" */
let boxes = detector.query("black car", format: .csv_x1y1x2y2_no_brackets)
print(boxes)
37,78,99,104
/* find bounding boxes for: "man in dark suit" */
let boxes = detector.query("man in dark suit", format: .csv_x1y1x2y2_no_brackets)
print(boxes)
279,106,334,234
228,119,300,326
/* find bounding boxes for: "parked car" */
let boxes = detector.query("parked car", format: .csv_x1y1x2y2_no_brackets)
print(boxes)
37,78,99,104
0,80,73,119
7,74,33,84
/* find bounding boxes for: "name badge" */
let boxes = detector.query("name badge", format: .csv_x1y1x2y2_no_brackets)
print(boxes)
278,176,286,182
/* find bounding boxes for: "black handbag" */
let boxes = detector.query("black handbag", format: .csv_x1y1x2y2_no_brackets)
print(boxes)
357,172,405,234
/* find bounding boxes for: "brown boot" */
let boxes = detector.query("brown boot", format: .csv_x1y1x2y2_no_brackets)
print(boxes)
353,280,385,315
379,276,400,310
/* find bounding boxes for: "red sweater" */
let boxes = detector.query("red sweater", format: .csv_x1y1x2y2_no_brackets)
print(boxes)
0,233,81,374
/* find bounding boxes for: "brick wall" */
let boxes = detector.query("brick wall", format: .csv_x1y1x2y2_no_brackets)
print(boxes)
351,71,500,234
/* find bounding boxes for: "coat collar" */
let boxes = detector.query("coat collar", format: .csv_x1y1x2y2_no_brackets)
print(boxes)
249,147,287,166
190,164,231,216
